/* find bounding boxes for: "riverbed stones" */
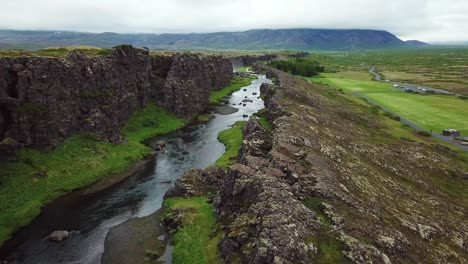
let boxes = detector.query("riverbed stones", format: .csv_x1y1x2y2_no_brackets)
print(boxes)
215,105,239,115
47,230,70,241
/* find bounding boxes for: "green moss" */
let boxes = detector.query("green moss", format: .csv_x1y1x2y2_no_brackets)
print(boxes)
307,232,350,264
17,102,47,113
197,114,215,123
0,102,187,246
209,76,256,105
122,103,187,142
163,197,222,264
303,197,331,226
214,121,246,169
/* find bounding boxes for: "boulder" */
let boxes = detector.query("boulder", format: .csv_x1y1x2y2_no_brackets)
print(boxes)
47,230,70,241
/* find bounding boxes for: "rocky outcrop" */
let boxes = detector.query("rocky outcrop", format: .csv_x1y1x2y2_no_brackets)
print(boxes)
230,54,278,67
0,45,232,154
168,65,468,263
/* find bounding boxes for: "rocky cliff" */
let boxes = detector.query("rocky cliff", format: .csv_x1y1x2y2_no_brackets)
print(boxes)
167,66,468,263
230,54,278,68
0,45,233,154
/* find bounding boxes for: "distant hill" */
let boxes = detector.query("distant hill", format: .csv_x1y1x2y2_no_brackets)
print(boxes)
405,40,430,46
0,29,427,51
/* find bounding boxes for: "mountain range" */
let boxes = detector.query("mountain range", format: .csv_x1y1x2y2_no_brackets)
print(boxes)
0,28,428,51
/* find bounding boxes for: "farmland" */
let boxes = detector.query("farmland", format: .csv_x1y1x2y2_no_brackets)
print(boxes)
308,70,468,136
308,47,468,96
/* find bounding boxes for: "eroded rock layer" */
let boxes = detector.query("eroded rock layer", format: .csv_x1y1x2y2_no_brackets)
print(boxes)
0,45,233,153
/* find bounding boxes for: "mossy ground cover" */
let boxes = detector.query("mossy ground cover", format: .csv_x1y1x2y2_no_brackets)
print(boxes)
214,121,246,169
308,71,468,136
0,103,187,246
302,197,350,263
209,76,256,105
163,197,221,264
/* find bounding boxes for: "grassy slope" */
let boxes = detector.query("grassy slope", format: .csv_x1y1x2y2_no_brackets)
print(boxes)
163,197,221,264
308,72,468,135
209,76,256,104
0,103,187,245
214,121,246,169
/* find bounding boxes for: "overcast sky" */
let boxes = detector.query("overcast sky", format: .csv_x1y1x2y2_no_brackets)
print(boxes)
1,0,467,42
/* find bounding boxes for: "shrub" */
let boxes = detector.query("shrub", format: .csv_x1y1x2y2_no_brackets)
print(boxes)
268,58,325,77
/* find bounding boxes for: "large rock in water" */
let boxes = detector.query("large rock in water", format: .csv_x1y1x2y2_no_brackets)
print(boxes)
0,45,233,154
47,230,70,241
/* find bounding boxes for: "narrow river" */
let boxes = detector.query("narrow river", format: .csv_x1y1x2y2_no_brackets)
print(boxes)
0,74,271,264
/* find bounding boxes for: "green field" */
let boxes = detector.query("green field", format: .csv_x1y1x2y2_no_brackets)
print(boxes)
308,71,468,136
308,71,398,93
0,103,187,246
365,93,468,135
309,47,468,95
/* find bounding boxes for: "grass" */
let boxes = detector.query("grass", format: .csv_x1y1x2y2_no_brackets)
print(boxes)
308,71,468,136
209,76,256,105
0,46,113,58
122,103,188,142
163,197,221,264
0,103,187,246
197,114,215,123
253,109,273,132
235,66,252,73
258,116,273,132
306,232,350,264
303,197,331,226
214,121,246,169
307,72,398,93
365,93,468,135
308,47,468,95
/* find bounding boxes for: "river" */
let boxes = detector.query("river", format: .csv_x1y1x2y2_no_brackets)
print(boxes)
0,74,271,264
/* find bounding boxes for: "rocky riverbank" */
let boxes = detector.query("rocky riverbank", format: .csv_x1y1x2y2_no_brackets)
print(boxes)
164,65,468,263
0,45,232,154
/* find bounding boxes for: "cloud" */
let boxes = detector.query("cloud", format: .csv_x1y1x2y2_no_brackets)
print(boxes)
0,0,467,42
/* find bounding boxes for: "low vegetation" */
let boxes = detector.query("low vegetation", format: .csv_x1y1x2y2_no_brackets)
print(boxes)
254,109,273,131
0,46,113,58
235,66,252,73
209,76,256,105
163,197,221,264
0,103,187,246
308,47,468,96
269,58,324,77
214,121,246,168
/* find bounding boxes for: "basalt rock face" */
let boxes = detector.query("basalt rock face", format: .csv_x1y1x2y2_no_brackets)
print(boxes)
230,54,278,68
0,46,232,154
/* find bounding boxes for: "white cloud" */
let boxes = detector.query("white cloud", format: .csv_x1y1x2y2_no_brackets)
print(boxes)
0,0,467,42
